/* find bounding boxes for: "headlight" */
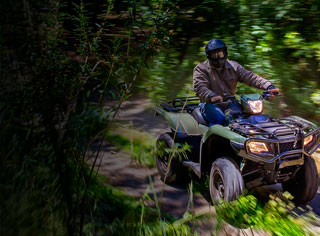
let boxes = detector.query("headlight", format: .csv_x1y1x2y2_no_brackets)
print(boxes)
304,135,313,146
247,141,269,154
248,100,263,114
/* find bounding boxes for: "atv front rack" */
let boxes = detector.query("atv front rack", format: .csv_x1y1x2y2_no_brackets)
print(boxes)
160,96,200,113
230,117,314,140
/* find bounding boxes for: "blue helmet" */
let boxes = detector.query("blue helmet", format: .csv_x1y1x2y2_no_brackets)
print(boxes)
205,39,228,68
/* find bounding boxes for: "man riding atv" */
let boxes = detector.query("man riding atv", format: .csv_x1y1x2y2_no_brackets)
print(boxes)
155,39,319,205
193,39,279,126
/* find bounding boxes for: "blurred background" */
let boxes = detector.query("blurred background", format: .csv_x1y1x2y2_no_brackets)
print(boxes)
1,0,319,235
136,0,320,124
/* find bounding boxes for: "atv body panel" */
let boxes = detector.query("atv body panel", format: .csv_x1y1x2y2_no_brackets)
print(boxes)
155,107,201,135
155,95,320,197
203,125,246,143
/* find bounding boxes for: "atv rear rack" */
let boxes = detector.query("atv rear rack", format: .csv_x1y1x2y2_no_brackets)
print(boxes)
160,96,200,113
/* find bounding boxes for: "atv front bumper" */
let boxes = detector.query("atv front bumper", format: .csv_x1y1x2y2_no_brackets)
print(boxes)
230,130,320,188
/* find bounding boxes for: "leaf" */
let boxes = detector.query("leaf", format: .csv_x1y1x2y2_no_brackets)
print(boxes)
311,90,320,105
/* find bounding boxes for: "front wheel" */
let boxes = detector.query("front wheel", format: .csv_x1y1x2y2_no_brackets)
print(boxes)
282,155,318,204
209,158,244,203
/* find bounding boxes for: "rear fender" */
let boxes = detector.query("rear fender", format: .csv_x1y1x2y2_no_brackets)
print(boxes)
155,107,201,135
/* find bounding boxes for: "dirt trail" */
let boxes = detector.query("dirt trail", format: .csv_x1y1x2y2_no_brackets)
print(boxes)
97,95,320,235
98,96,218,234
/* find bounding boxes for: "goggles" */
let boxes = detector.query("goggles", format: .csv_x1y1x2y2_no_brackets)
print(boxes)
210,50,225,59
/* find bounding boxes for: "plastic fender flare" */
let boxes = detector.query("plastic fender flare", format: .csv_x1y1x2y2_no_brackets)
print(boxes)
155,107,201,135
203,124,246,143
199,125,246,177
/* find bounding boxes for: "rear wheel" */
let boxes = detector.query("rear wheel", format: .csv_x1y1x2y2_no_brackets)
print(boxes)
209,158,244,203
155,133,186,183
282,155,318,204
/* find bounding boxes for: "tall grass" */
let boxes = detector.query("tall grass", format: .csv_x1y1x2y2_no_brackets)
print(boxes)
105,126,157,167
0,0,177,235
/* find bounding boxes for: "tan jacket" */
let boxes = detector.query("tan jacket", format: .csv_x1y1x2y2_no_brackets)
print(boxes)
193,59,272,103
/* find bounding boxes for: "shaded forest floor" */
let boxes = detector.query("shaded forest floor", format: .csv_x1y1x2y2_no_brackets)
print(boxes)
91,95,320,235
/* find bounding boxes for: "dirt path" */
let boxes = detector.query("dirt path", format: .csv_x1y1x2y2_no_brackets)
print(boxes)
97,95,320,235
98,96,219,235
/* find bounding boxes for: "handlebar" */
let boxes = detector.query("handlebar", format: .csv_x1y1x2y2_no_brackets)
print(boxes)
211,90,280,106
211,94,237,106
212,100,233,107
262,89,280,100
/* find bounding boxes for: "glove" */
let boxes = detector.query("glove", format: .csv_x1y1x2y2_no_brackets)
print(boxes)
267,85,279,97
267,85,275,90
211,95,223,103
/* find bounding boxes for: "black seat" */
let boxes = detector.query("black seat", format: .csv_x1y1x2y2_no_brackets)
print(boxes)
192,107,208,126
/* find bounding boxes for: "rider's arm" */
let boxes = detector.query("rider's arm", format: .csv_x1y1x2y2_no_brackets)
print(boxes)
193,64,217,103
236,63,272,90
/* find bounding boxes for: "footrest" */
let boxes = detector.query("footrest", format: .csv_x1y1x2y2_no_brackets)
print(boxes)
182,161,200,178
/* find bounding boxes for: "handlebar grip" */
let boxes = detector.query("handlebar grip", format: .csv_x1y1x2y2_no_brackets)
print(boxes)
211,100,233,106
269,89,279,95
262,90,280,100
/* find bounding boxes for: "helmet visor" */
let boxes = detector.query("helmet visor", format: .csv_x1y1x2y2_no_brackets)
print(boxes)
210,50,225,59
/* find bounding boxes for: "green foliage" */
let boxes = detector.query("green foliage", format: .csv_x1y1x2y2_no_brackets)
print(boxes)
311,90,320,116
1,0,177,235
2,0,320,235
106,132,156,167
138,0,320,124
105,127,192,168
216,193,312,236
156,140,191,162
83,174,192,236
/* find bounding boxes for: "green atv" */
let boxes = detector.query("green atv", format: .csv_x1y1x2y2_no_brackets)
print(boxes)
155,91,319,204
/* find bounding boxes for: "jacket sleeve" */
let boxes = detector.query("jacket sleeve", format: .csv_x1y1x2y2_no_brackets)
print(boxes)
237,64,272,90
193,64,217,103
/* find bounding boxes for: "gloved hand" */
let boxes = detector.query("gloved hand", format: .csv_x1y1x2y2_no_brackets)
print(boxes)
267,84,279,92
211,95,223,103
267,85,279,98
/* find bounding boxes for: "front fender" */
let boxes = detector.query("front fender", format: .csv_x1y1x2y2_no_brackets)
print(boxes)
203,124,246,143
198,125,246,177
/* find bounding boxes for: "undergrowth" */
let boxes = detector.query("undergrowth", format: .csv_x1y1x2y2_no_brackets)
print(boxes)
215,193,317,236
0,0,178,234
86,174,192,236
106,128,156,167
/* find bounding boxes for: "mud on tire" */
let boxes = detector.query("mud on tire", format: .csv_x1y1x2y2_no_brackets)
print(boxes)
210,157,244,203
155,133,186,183
282,155,318,204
